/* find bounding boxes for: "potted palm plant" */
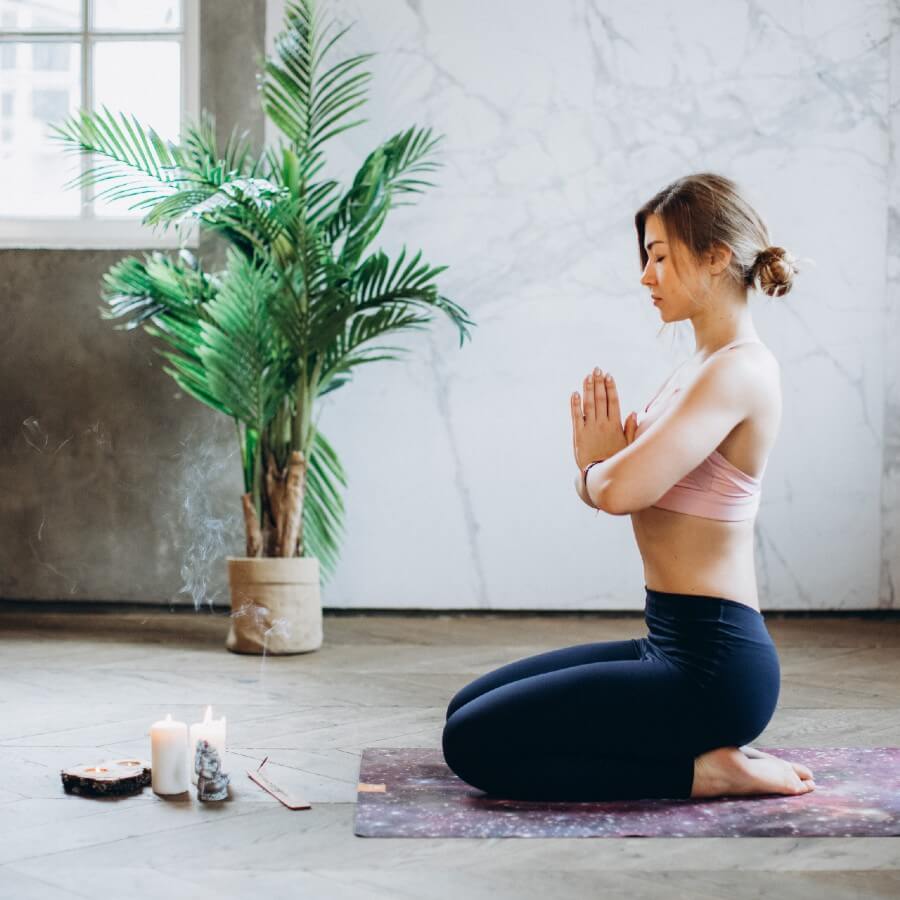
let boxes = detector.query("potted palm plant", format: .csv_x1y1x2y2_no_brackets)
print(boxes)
49,0,474,654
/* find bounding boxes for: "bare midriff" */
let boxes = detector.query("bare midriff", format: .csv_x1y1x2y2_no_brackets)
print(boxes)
631,505,760,611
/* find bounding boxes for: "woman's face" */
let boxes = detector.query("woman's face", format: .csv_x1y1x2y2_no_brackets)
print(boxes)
639,213,703,321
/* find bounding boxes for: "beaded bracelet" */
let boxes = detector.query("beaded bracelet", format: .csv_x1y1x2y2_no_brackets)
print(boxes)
582,459,606,496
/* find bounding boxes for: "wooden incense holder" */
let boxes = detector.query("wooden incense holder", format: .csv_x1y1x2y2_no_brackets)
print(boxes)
61,759,152,796
246,757,311,810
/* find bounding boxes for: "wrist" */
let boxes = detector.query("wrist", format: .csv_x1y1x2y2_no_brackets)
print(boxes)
581,459,606,505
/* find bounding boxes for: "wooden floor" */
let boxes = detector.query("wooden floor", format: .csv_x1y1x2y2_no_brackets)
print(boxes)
0,604,898,900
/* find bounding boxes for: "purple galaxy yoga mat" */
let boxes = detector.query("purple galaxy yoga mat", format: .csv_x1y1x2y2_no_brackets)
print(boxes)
354,747,900,838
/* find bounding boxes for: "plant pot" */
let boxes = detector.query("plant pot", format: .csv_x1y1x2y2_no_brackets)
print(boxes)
225,556,323,655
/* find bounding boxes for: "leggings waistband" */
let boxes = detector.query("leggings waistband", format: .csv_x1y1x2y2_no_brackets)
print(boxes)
644,585,763,621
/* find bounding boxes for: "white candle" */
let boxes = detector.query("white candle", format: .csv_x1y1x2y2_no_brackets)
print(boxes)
150,713,189,795
188,705,227,785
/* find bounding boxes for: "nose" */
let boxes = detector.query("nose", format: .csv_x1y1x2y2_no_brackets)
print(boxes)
640,258,655,287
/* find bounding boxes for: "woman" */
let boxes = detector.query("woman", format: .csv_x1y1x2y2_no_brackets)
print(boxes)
441,173,815,802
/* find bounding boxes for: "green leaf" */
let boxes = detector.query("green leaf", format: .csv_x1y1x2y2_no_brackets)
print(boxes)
261,0,374,155
302,428,347,583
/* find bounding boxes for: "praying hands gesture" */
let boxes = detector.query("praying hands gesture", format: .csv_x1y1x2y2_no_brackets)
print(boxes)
570,367,638,472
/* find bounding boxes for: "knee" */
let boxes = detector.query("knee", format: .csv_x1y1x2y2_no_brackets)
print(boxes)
444,696,463,723
445,684,475,722
441,709,465,772
441,709,486,789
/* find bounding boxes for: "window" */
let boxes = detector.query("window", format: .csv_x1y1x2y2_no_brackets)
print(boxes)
0,0,199,248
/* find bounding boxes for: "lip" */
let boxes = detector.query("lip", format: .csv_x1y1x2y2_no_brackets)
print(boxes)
652,295,662,304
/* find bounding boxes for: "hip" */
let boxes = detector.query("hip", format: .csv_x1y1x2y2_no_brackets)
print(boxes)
638,585,781,703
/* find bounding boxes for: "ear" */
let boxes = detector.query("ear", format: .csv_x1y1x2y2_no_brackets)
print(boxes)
707,242,732,276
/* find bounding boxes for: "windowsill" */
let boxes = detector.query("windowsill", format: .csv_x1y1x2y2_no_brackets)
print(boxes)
0,217,200,250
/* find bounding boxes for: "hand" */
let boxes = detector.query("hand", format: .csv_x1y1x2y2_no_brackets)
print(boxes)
570,367,638,471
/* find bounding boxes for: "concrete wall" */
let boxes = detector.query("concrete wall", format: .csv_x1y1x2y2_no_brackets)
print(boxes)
1,0,265,608
3,0,897,611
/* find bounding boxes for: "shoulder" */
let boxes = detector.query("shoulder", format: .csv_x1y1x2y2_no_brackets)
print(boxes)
686,342,779,418
738,342,781,411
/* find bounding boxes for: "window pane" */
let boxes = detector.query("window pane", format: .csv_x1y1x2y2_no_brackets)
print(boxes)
92,39,180,217
0,0,81,30
32,42,71,71
0,45,17,69
92,0,180,31
0,41,81,217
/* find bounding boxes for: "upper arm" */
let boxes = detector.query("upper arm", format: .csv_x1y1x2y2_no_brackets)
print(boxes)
599,354,759,515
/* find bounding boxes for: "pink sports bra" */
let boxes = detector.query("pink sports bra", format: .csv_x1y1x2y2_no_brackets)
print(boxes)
633,337,767,522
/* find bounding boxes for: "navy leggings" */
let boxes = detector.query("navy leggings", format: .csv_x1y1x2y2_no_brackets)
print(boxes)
441,586,781,802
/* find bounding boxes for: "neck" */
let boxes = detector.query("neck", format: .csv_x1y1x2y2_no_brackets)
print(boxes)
690,295,758,359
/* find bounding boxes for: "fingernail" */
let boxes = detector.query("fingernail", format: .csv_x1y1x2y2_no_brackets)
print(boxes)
606,374,613,382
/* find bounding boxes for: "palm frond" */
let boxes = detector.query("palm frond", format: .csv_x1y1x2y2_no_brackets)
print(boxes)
48,104,186,210
302,427,347,584
179,110,261,181
324,126,445,268
309,246,474,356
100,249,216,331
261,0,374,153
317,306,431,393
143,111,273,232
189,247,292,430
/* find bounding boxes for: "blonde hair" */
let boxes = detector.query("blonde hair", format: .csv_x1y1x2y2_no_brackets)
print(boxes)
635,173,799,299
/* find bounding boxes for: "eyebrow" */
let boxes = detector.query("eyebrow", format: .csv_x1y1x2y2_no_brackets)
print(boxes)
645,240,666,251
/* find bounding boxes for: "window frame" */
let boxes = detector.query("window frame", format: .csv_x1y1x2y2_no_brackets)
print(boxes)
0,0,199,249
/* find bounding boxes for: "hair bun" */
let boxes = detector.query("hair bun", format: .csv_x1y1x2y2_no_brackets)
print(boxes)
751,246,798,298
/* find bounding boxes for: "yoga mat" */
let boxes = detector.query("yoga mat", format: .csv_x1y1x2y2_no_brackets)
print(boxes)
354,747,900,838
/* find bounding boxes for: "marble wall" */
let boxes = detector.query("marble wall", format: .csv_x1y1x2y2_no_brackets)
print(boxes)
265,0,896,611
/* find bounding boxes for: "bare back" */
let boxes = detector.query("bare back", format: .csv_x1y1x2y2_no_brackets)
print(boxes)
630,343,782,611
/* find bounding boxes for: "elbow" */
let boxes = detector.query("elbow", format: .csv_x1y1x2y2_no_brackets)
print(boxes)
596,484,632,516
581,463,633,515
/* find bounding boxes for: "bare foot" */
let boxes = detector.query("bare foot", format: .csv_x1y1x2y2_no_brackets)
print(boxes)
739,744,816,782
692,746,817,798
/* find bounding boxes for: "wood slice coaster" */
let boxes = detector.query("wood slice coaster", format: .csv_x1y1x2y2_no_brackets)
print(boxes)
61,759,152,796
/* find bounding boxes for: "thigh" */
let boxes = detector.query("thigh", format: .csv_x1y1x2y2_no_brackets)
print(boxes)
443,653,710,767
445,638,643,720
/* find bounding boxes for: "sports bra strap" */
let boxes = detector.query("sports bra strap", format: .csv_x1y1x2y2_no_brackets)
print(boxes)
708,337,762,357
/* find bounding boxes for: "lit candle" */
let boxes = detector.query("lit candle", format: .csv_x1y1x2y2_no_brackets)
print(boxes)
150,713,189,795
188,705,227,785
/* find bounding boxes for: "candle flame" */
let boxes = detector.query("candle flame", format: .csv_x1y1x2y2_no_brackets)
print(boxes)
204,705,212,722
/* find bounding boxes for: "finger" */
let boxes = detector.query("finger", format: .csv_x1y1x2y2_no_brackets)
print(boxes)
592,367,607,418
604,372,620,421
582,373,595,423
571,392,584,466
570,392,582,433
